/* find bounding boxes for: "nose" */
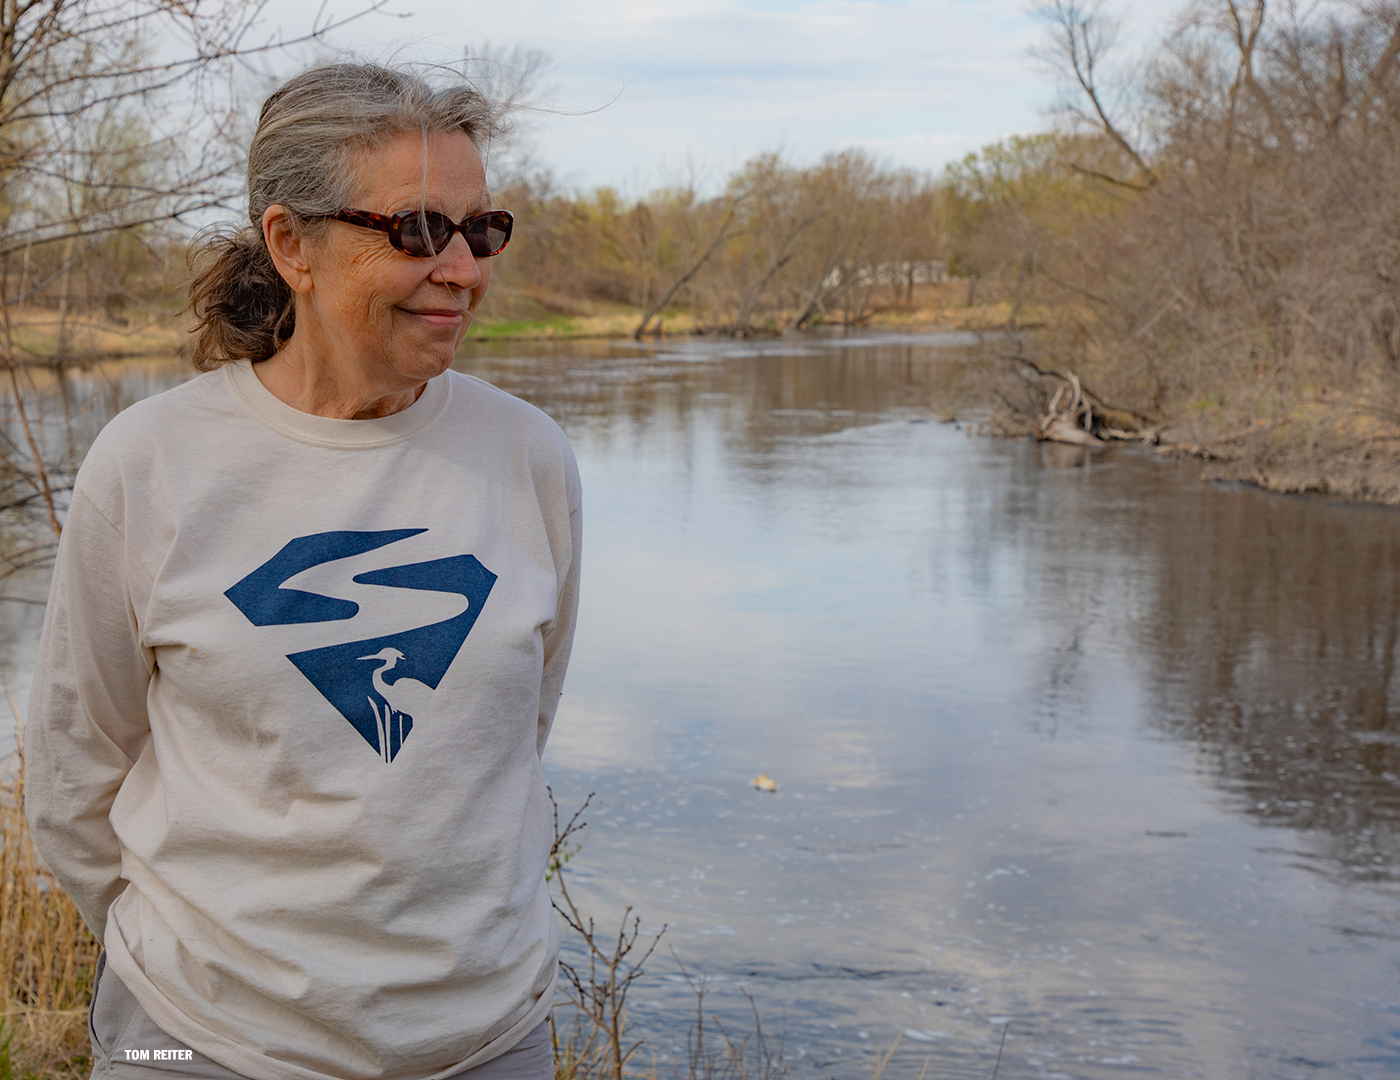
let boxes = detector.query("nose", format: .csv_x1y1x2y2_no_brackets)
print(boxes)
427,233,485,291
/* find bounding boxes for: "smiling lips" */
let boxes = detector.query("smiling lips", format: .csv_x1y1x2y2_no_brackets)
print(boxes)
403,307,465,323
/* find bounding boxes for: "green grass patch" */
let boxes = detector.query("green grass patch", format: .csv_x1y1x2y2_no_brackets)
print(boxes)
470,314,580,340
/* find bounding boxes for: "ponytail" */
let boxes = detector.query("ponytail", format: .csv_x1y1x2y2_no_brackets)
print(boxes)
186,227,295,371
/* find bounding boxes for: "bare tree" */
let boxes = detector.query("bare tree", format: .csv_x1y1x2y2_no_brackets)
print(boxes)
788,150,891,328
461,42,556,189
0,0,388,540
1017,0,1400,499
633,189,745,338
718,154,824,333
0,2,388,257
1032,0,1158,187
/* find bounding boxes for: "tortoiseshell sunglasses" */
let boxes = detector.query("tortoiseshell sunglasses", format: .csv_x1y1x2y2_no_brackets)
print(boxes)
324,208,513,258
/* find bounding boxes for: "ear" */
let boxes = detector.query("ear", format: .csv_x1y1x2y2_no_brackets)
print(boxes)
262,205,315,296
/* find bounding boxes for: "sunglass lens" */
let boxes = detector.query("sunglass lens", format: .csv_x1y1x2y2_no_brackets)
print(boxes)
462,212,510,258
464,231,491,257
397,211,454,257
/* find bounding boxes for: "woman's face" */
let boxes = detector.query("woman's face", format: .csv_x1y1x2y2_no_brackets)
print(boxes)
296,129,494,391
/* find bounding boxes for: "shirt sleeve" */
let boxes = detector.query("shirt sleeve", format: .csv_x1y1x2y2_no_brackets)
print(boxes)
536,495,581,758
24,486,154,943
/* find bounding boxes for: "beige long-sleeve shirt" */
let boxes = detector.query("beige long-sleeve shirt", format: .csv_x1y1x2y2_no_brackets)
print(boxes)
25,360,581,1080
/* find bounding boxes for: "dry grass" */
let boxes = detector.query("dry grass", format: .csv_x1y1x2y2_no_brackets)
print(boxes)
5,313,186,362
0,732,100,1080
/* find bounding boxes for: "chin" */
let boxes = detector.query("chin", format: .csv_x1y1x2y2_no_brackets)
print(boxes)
392,347,456,384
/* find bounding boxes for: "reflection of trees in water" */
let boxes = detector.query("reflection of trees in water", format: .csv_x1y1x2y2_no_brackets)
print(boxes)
891,432,1400,882
931,441,1129,741
1141,489,1400,880
0,360,187,585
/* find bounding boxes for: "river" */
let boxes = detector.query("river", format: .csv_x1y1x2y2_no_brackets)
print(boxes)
2,333,1397,1080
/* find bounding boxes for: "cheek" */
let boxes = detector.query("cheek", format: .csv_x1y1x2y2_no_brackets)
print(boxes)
471,260,493,306
347,273,418,330
340,246,415,316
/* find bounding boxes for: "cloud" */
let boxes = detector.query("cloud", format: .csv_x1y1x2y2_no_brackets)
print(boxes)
261,0,1177,191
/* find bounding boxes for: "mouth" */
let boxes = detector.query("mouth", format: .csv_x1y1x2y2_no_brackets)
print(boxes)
401,307,466,327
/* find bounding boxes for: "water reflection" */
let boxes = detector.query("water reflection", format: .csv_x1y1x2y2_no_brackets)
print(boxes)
1,335,1397,1078
1143,489,1400,880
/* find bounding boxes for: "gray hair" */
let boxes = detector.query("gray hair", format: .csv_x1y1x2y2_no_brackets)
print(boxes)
187,62,502,370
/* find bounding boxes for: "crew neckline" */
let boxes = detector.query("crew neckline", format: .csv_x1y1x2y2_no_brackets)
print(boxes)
224,359,451,449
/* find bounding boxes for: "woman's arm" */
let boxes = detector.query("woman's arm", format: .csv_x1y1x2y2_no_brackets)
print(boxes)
25,487,154,943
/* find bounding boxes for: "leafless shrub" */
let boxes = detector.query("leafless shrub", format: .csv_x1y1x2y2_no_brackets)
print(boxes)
548,789,666,1080
1026,0,1400,498
546,791,794,1080
670,960,786,1080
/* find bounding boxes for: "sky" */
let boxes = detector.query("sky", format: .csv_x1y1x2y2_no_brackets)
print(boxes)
266,0,1173,195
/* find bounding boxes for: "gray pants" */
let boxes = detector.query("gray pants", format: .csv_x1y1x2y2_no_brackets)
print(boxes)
87,954,553,1080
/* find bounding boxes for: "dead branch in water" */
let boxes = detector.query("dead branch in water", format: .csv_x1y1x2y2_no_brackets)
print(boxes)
998,353,1159,448
1040,370,1106,447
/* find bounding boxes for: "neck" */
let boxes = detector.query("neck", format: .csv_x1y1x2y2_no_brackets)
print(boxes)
253,338,425,419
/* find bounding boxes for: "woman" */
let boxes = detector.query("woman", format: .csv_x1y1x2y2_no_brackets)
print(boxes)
24,63,579,1080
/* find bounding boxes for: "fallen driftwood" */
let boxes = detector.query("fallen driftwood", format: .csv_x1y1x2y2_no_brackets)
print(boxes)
1039,372,1105,447
1018,362,1159,448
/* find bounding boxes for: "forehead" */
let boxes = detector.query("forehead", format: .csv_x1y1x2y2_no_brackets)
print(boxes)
344,129,489,213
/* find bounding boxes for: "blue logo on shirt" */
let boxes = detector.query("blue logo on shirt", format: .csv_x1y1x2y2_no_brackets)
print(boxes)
225,530,497,762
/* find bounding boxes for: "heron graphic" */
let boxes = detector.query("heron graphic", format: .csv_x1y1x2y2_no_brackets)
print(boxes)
358,647,435,762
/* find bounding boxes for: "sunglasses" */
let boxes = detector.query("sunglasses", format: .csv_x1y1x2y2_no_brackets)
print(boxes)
325,208,514,258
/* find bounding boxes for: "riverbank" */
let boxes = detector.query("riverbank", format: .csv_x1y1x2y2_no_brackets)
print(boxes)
463,289,1023,342
0,293,1019,356
982,326,1400,507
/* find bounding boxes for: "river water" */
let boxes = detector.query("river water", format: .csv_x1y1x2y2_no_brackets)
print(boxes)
2,334,1398,1080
